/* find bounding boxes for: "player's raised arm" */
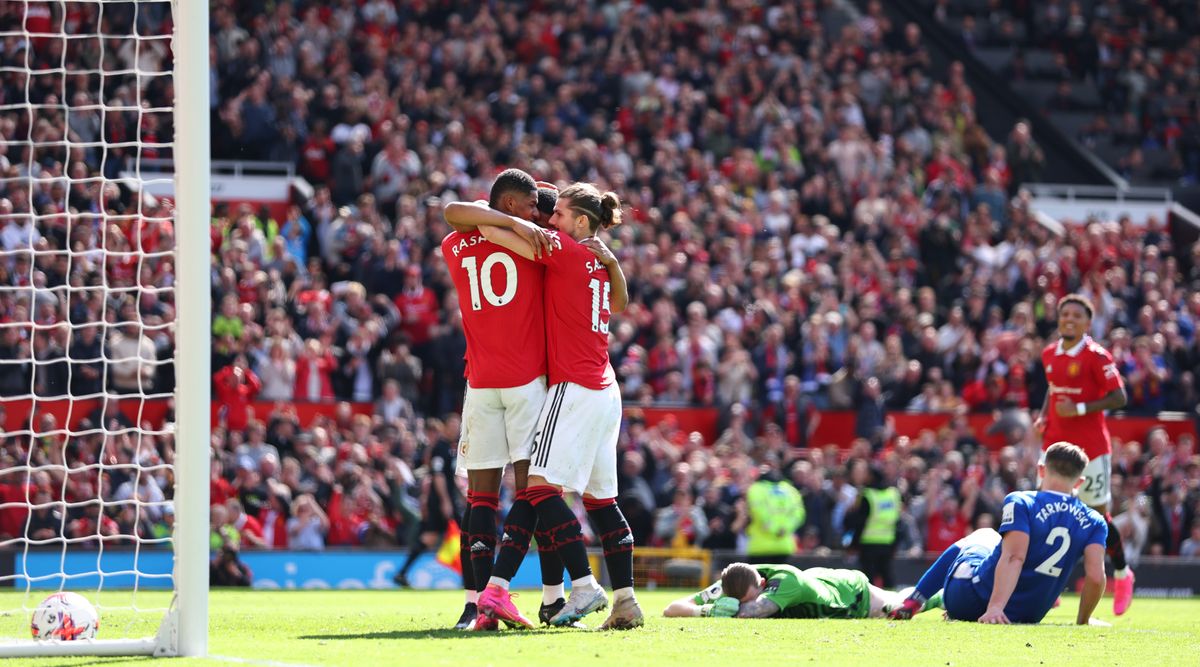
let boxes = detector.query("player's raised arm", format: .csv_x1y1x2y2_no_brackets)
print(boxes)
978,530,1030,624
444,200,518,230
447,202,555,259
1077,542,1107,625
442,199,490,234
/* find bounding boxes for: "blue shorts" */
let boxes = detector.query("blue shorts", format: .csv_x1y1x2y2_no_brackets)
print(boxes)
942,545,990,622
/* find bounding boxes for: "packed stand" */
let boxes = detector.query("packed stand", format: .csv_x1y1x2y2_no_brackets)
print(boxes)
1,1,1198,562
200,0,1200,558
0,2,179,549
925,0,1200,183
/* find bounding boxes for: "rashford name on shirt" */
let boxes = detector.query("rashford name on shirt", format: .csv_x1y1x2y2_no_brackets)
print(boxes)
448,234,489,257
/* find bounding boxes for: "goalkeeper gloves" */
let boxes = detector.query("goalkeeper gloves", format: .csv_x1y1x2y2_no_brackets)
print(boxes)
700,596,740,618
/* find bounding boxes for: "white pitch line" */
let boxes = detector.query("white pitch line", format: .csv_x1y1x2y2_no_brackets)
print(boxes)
209,654,325,667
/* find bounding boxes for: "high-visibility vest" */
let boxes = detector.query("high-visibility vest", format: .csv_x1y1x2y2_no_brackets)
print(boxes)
746,480,805,556
860,487,900,545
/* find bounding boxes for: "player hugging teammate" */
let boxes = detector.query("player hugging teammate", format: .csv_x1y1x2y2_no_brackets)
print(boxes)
440,172,642,630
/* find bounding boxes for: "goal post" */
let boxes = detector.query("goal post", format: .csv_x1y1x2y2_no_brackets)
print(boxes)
172,0,211,657
0,0,209,658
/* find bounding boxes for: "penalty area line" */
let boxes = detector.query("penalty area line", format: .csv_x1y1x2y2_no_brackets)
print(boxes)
210,654,324,667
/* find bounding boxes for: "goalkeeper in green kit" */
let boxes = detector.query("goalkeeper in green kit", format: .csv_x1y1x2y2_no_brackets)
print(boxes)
663,563,941,619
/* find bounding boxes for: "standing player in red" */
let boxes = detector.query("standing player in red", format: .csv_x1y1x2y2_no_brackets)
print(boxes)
1034,294,1133,614
439,169,557,630
466,183,644,630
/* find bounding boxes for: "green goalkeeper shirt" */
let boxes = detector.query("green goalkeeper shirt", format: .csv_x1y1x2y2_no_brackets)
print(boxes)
693,565,871,619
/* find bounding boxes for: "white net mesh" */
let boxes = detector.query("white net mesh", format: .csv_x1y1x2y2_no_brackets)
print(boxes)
0,0,179,643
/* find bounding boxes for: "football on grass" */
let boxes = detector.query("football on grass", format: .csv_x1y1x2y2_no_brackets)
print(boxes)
31,592,99,641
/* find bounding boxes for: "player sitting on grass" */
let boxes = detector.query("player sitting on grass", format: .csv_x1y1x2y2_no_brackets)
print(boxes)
663,563,938,619
889,441,1109,625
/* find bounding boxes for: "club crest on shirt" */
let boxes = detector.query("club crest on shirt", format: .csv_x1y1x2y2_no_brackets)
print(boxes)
1067,361,1081,377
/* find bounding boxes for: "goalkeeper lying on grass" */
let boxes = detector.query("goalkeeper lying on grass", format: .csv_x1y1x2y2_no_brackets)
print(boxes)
663,563,942,619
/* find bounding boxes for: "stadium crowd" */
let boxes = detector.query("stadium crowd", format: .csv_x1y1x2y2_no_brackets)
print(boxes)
0,1,1197,565
926,0,1200,184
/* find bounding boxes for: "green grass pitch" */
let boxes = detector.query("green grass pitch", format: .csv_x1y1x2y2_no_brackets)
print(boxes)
2,590,1199,666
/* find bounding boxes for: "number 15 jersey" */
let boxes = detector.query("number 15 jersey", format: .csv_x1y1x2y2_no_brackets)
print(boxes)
535,232,616,390
442,230,547,389
972,490,1107,623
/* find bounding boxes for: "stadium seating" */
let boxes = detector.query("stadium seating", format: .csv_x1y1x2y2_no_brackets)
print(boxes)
0,0,1196,560
923,0,1200,185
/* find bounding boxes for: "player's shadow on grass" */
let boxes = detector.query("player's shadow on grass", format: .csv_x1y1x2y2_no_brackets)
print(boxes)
301,628,569,641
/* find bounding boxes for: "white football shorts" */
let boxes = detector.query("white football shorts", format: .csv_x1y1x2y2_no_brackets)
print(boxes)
457,376,547,474
528,381,622,498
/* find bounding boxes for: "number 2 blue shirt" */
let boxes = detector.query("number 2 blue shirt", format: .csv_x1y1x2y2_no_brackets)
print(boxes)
971,490,1107,622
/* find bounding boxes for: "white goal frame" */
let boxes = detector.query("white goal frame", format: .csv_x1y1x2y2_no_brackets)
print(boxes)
0,0,210,658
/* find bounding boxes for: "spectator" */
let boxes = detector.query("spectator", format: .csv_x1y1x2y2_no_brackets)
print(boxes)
287,493,329,551
210,545,253,587
1112,494,1152,566
107,318,157,395
293,338,335,403
257,481,291,549
226,497,267,550
653,488,710,547
376,379,413,425
257,340,296,402
0,328,31,396
235,422,279,473
1152,484,1195,556
67,324,105,396
924,475,980,554
1180,522,1200,559
214,356,261,432
855,377,890,449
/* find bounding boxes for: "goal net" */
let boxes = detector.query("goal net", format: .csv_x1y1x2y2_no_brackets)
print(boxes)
0,0,209,657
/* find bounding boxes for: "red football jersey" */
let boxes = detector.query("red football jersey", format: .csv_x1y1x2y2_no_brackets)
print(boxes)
1041,336,1124,459
442,230,547,388
537,232,616,390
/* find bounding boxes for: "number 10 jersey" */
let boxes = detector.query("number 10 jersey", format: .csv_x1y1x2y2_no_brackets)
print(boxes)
442,229,547,389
